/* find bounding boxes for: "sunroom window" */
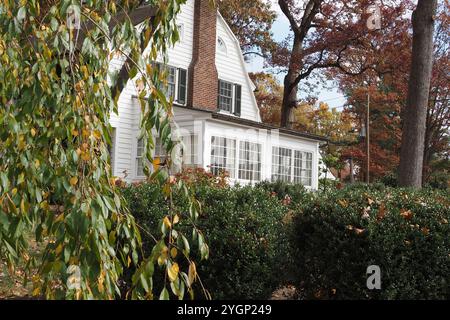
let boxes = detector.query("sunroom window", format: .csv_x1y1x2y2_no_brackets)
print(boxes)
210,136,236,178
294,151,313,187
238,141,261,181
271,147,292,182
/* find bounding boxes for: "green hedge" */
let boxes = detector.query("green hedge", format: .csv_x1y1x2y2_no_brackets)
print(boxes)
293,185,450,300
122,182,294,300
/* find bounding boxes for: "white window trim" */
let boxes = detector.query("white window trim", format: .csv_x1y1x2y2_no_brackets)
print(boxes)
209,135,237,179
218,80,242,116
238,140,262,182
271,145,314,187
153,62,188,107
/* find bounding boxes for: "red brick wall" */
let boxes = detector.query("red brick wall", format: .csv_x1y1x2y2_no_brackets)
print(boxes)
188,0,218,111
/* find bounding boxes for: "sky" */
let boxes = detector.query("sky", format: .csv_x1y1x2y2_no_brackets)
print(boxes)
245,1,348,109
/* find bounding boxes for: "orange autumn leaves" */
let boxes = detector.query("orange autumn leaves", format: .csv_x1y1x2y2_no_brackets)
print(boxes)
342,196,433,237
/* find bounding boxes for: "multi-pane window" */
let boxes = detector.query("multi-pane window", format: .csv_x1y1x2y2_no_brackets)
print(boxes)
271,147,292,182
218,80,233,112
153,62,187,105
210,136,236,178
238,141,262,181
294,151,313,186
166,66,176,100
182,135,198,168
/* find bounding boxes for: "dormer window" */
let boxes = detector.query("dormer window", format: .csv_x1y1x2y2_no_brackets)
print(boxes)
218,80,242,116
217,37,227,54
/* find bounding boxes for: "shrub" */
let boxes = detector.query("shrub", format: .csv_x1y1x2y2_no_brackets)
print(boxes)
122,180,294,300
292,185,450,299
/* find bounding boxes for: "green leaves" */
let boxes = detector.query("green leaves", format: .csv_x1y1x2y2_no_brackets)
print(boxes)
1,0,200,301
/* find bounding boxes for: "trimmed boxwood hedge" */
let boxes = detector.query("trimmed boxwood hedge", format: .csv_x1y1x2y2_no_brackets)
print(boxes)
122,182,293,300
123,178,449,300
293,185,450,300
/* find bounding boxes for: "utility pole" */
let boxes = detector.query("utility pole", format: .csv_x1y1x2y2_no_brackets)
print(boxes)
366,92,370,184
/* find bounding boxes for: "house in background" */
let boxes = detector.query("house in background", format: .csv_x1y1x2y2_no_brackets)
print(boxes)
109,0,327,190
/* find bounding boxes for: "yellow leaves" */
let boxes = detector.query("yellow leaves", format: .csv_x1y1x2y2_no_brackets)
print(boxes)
173,214,180,225
70,176,78,186
74,80,85,93
163,216,172,229
158,246,169,266
80,65,89,80
43,44,52,60
55,243,63,255
98,271,105,293
338,199,348,208
11,188,18,196
81,151,90,161
18,135,26,150
39,200,49,210
93,130,102,140
188,261,196,286
152,157,161,172
167,263,179,282
71,129,79,137
75,95,82,109
32,286,41,297
82,129,90,138
170,247,177,259
55,213,65,223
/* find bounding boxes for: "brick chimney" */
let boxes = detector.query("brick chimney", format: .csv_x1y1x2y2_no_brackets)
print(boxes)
188,0,218,111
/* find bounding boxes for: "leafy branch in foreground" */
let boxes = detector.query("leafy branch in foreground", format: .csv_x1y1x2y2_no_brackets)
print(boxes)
0,0,208,300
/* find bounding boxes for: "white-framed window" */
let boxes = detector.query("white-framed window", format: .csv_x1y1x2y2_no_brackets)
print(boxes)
217,37,227,54
182,134,199,168
238,141,262,181
218,80,242,116
153,63,188,106
271,147,292,182
210,136,236,178
136,137,167,177
218,80,233,112
166,66,177,99
294,151,313,187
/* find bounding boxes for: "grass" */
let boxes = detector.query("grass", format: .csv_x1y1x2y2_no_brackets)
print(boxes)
0,233,44,300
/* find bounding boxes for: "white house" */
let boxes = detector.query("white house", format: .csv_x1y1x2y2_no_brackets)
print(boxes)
109,0,327,190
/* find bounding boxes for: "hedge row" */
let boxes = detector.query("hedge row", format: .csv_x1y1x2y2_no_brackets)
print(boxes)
293,185,450,300
122,180,293,300
122,177,449,300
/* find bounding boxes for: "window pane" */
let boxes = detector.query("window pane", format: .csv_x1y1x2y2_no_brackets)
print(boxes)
218,81,233,112
210,136,236,178
293,151,313,186
271,147,292,182
238,141,261,181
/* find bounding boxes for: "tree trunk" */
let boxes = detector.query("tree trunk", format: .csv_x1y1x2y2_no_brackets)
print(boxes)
398,0,437,188
280,35,302,128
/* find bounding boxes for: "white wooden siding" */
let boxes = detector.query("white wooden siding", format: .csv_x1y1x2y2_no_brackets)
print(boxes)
215,14,261,122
